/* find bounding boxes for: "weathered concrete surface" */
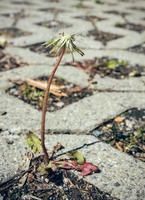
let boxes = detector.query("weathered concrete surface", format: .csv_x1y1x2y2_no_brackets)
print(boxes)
1,92,145,134
93,75,145,92
0,132,145,200
0,0,145,199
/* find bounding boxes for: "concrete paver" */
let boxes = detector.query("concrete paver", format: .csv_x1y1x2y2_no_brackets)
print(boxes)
0,0,145,199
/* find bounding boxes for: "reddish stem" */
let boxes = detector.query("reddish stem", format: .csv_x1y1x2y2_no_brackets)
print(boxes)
40,48,65,163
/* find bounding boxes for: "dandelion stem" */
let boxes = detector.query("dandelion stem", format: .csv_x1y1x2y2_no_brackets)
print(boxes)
40,47,65,163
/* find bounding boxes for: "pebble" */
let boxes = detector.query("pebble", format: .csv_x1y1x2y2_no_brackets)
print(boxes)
10,88,19,96
114,182,121,187
125,119,134,130
6,138,14,145
92,130,102,137
56,102,64,107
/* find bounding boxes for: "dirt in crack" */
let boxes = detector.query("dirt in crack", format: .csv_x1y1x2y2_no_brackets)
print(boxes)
7,76,93,112
87,29,122,45
25,42,57,57
75,15,105,21
39,7,66,13
94,108,145,162
129,6,145,12
36,20,71,29
0,169,118,200
0,27,30,38
115,22,145,33
105,10,128,16
65,57,145,80
128,43,145,54
12,1,32,5
0,49,27,72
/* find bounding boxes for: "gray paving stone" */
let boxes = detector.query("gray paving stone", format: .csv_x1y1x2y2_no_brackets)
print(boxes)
4,47,52,64
0,16,13,28
0,63,89,90
91,49,145,66
93,75,145,92
0,0,145,199
10,32,53,47
0,132,28,183
107,33,145,49
0,91,145,134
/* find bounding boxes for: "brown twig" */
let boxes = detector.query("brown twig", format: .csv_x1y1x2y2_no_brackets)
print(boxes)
40,47,65,163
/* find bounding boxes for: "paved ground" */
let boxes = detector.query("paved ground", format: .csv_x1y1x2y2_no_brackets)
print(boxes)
0,0,145,199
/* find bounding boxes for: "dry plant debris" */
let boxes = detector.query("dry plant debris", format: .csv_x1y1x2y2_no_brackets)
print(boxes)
0,50,27,72
8,77,93,112
95,108,145,161
65,57,145,80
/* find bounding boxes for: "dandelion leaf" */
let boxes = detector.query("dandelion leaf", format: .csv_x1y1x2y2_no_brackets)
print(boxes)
26,131,42,154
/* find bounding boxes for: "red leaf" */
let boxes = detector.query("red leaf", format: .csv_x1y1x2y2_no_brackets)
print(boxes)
51,160,100,176
63,160,78,169
79,162,100,176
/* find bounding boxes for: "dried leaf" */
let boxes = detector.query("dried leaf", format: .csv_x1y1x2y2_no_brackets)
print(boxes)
114,116,124,123
48,160,99,176
52,160,78,170
9,79,24,85
26,79,67,97
26,79,47,90
51,142,64,158
50,86,67,97
142,145,145,151
69,151,85,164
115,141,124,152
48,161,58,171
69,86,82,93
129,70,138,77
27,173,35,183
79,162,100,176
26,131,42,154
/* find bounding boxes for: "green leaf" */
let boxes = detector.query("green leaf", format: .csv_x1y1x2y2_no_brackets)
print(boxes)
106,59,127,69
37,162,47,175
26,131,42,154
69,151,85,165
106,60,119,69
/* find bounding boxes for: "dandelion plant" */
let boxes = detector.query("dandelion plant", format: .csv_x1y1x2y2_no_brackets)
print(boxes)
41,33,84,163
